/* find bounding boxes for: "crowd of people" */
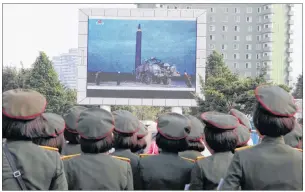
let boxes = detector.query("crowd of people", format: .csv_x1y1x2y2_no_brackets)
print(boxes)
2,85,303,190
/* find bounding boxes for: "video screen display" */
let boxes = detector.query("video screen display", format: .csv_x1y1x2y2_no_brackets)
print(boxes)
87,18,197,99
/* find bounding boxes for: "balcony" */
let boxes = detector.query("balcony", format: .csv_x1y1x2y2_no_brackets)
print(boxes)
261,8,274,15
287,48,293,53
288,10,294,16
262,37,273,43
263,17,273,23
288,29,294,34
263,28,273,33
262,55,272,61
263,46,272,52
289,4,294,7
287,57,293,63
287,66,293,72
288,20,294,25
288,38,294,44
287,75,293,81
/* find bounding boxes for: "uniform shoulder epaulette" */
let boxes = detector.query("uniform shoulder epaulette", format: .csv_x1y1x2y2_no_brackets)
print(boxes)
294,148,303,152
112,155,131,163
235,145,252,152
39,145,59,152
139,154,154,158
181,157,196,163
195,156,206,161
61,154,81,160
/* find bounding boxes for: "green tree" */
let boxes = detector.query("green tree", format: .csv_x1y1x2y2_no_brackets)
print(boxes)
292,74,303,99
25,52,76,114
3,66,20,91
111,105,161,120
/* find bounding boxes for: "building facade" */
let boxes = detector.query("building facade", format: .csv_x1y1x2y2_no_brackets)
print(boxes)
137,4,294,85
52,48,78,89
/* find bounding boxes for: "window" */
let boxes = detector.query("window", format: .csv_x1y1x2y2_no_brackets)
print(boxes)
246,16,252,22
264,5,270,10
167,5,170,9
234,25,240,32
248,26,252,32
264,15,269,19
234,16,240,22
160,4,163,8
222,44,228,50
223,7,229,13
257,25,261,31
264,52,269,57
234,36,240,41
263,62,267,67
186,6,191,9
209,35,215,40
264,24,271,28
233,53,240,59
210,7,215,13
221,53,227,59
264,34,270,38
174,6,178,9
222,25,228,32
209,16,216,22
246,35,252,41
246,54,252,60
209,25,216,31
257,7,261,13
221,34,227,40
264,43,268,48
233,44,239,50
246,7,252,13
245,62,252,68
234,63,238,68
256,35,261,41
209,44,215,50
256,54,261,59
223,15,229,22
234,7,240,13
256,62,260,68
246,44,252,50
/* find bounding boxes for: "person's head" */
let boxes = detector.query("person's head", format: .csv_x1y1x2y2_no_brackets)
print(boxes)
112,110,139,150
156,113,191,153
63,106,87,144
184,115,205,152
284,121,303,148
229,109,251,147
253,85,297,137
131,122,148,153
2,89,48,140
77,108,115,154
32,113,66,153
200,112,238,153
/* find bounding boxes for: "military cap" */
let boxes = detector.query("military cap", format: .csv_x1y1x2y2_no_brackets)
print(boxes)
63,106,87,133
200,112,239,130
41,113,65,137
77,108,114,140
284,123,303,148
112,110,139,134
229,109,251,130
137,121,148,138
235,124,251,146
185,115,205,141
255,85,297,117
157,112,191,140
3,89,47,120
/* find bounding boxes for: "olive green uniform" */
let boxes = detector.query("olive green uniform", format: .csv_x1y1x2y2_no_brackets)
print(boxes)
2,140,68,190
63,153,133,190
190,151,234,190
221,137,302,190
179,150,203,160
61,143,81,156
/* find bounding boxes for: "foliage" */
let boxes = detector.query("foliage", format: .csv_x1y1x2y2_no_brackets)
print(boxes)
195,51,292,115
111,105,162,120
292,74,303,99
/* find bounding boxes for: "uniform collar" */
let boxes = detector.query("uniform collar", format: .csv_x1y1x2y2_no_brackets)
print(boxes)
114,148,132,153
261,136,285,144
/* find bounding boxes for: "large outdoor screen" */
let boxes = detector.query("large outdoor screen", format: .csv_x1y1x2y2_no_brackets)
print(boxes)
86,17,197,99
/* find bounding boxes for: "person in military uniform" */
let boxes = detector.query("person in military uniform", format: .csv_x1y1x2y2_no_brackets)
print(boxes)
61,106,87,156
111,110,141,190
189,112,239,190
229,109,252,148
221,85,302,190
131,121,148,154
32,113,66,154
179,115,205,161
2,89,68,190
138,112,193,190
63,108,133,190
284,122,303,149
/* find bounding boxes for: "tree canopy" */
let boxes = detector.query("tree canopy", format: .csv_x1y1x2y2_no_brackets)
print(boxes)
292,74,303,99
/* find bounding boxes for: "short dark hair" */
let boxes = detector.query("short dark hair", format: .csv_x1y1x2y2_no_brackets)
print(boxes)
131,137,147,153
253,102,295,137
298,118,303,125
113,131,137,149
32,134,65,154
155,133,188,153
80,134,114,153
64,128,80,144
186,139,205,152
204,124,238,153
3,115,46,140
